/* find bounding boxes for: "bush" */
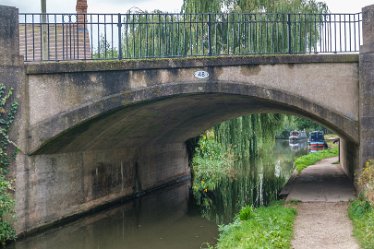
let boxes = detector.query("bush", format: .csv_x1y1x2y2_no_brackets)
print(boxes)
349,199,372,219
238,206,254,221
349,199,374,249
357,160,374,204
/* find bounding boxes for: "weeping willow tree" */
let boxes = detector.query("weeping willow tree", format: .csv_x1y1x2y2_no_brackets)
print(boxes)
122,10,189,58
118,0,328,59
181,0,328,54
191,114,288,223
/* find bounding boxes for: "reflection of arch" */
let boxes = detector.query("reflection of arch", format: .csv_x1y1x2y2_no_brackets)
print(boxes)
29,81,358,155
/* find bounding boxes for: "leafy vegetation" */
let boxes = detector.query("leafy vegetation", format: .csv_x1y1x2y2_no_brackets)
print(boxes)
92,35,118,59
348,198,374,249
357,160,374,203
294,147,338,173
347,160,374,248
191,114,289,223
276,115,327,139
95,0,328,59
212,202,297,249
0,83,18,244
192,132,235,206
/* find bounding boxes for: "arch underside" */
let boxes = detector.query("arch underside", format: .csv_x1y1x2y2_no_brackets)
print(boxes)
29,81,358,155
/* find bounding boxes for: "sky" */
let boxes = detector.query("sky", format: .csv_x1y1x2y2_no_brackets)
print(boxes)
1,0,373,14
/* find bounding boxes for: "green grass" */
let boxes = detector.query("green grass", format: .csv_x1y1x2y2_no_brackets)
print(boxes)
294,147,338,173
212,202,297,249
324,134,339,140
348,199,374,249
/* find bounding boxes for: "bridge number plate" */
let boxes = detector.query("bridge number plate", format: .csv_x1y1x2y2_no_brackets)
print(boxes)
194,70,209,79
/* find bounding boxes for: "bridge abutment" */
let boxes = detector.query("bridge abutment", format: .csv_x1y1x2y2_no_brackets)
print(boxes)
20,143,189,234
359,4,374,170
0,5,31,234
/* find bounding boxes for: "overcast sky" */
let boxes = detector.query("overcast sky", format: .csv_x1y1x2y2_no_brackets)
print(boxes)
1,0,373,13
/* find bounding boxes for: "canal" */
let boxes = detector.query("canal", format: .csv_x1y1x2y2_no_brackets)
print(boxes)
7,140,307,249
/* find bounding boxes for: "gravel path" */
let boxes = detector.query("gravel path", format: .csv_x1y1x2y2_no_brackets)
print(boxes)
292,202,359,249
286,157,360,249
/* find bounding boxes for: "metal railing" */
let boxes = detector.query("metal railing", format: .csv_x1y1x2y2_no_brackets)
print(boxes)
19,12,362,62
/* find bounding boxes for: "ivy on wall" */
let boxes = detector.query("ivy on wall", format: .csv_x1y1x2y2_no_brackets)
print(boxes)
0,83,18,244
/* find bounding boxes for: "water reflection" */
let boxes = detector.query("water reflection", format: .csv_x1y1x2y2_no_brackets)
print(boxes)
8,141,305,249
289,140,308,153
7,183,217,249
194,140,307,224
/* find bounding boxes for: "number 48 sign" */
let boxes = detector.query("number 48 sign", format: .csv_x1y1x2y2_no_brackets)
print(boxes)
194,70,209,79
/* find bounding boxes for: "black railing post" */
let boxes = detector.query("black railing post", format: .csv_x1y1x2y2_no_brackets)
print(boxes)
208,13,212,56
117,13,123,60
287,13,292,54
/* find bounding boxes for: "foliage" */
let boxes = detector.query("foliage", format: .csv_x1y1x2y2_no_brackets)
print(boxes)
349,198,374,249
238,205,254,221
111,0,329,59
276,115,326,139
294,147,338,173
291,116,324,132
214,114,283,158
94,0,329,59
0,83,18,244
0,176,16,243
92,34,118,59
182,0,222,13
191,113,289,224
215,201,297,249
192,133,235,206
357,160,374,204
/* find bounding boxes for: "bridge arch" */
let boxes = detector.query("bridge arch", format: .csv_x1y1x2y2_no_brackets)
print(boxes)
21,56,362,234
30,80,358,155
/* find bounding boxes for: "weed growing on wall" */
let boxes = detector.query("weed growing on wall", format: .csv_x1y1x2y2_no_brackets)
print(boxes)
358,160,374,204
0,83,18,244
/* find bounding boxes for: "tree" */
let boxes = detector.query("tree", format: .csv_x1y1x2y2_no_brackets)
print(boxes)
181,0,222,13
180,0,328,54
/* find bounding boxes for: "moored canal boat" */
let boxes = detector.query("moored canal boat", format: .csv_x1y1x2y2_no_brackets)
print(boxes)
308,131,328,152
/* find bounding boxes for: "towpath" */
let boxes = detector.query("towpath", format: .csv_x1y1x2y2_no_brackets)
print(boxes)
284,157,359,249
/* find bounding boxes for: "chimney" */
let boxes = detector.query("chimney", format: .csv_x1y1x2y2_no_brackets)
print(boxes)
76,0,87,23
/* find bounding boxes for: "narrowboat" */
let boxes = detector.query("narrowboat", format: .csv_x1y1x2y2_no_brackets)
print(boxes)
308,131,328,152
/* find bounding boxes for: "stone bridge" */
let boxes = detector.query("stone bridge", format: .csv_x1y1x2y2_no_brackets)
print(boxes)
1,4,374,235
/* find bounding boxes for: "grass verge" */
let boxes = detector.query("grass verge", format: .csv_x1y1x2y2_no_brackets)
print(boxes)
294,147,338,173
206,201,297,249
348,199,374,249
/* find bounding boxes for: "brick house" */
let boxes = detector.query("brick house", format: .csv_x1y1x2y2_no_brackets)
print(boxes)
19,0,91,61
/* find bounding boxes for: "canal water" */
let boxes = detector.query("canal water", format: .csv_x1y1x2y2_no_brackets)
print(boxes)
7,140,307,249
